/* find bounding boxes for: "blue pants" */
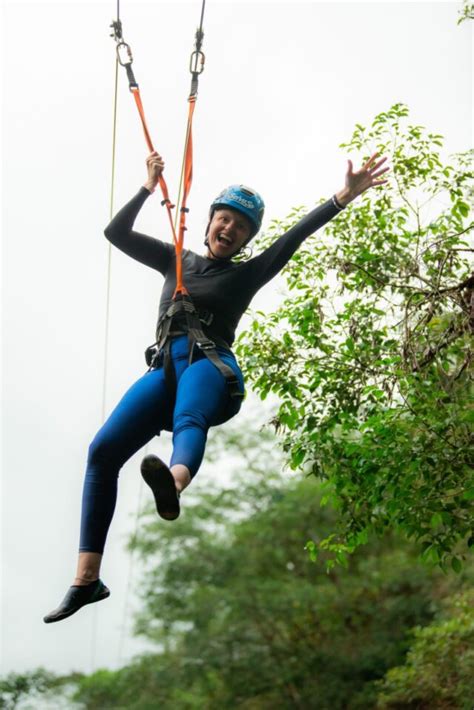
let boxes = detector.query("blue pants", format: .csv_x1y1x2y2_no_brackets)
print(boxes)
79,336,244,553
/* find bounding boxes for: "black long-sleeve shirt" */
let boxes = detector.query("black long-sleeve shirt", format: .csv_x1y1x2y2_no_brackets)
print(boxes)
104,187,341,348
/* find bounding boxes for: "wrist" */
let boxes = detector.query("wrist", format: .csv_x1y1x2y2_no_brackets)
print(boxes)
334,187,355,208
143,180,156,193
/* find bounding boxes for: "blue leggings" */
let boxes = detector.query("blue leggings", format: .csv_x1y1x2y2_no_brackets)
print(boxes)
79,336,244,553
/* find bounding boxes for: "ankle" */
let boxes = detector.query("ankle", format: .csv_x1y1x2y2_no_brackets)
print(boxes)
73,576,98,586
170,464,191,493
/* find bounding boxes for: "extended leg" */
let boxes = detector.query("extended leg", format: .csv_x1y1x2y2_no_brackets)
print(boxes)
78,367,171,557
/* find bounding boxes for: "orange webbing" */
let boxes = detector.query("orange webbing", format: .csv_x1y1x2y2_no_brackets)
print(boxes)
130,87,189,296
174,97,196,299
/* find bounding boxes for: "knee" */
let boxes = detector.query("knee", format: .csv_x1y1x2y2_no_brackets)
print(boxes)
173,409,209,437
87,432,121,471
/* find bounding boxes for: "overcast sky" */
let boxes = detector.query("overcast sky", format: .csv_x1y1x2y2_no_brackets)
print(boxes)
2,0,472,679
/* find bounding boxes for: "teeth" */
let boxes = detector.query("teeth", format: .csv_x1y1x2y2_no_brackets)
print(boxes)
218,234,232,245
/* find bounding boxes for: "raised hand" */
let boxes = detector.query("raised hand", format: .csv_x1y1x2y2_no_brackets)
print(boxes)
144,151,165,192
336,152,390,207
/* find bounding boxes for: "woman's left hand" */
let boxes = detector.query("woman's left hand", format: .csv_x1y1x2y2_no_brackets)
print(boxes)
336,152,390,207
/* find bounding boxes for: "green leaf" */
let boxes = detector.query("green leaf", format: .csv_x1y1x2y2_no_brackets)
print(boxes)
451,557,462,574
430,513,443,528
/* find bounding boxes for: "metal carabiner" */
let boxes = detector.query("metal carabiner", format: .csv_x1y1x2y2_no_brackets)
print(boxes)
189,49,205,76
116,41,134,67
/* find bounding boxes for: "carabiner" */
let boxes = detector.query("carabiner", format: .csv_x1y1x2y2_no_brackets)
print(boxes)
116,41,134,67
189,49,205,76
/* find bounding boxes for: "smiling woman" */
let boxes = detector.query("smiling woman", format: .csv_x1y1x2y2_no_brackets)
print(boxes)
43,148,389,624
205,184,265,260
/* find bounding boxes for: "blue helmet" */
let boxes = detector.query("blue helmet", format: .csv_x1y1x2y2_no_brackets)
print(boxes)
210,185,265,237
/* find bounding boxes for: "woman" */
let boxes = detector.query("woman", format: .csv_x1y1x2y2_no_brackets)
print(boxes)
44,150,389,623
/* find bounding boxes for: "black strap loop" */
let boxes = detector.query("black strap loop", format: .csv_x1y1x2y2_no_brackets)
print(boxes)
149,293,243,399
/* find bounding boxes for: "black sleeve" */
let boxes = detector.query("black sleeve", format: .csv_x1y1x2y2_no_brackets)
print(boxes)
104,187,175,276
248,198,341,289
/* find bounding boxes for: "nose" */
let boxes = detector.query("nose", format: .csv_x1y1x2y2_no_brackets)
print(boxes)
223,219,236,233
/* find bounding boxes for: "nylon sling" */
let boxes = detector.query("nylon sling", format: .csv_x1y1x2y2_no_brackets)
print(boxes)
111,7,244,400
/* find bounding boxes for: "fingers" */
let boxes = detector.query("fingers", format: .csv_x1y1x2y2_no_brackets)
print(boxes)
362,152,388,172
370,165,390,179
146,151,164,164
146,151,165,178
361,152,378,171
371,157,388,173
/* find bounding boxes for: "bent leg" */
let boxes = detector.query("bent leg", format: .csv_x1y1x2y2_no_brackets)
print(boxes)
170,354,244,478
79,368,171,553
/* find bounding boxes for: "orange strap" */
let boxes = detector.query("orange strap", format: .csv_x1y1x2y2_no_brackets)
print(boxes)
175,97,197,298
130,87,189,296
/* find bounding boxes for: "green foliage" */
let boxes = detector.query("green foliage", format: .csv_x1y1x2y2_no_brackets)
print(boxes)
67,424,471,709
236,103,474,569
8,425,472,709
457,1,474,24
0,668,74,709
376,590,474,708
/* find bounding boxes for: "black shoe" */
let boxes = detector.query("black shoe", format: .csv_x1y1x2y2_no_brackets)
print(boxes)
43,579,110,624
140,454,180,521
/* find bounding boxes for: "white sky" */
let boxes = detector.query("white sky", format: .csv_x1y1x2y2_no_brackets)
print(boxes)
1,0,472,678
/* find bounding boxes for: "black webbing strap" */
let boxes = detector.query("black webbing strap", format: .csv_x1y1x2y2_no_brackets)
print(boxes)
181,297,243,399
147,294,244,400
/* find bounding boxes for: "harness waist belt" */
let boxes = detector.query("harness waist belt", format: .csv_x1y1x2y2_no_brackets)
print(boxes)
145,294,243,400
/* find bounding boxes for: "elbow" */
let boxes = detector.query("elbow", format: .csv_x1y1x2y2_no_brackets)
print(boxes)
103,224,114,243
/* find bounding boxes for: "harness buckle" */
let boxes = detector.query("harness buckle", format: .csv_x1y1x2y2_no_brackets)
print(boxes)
199,310,214,326
196,339,215,351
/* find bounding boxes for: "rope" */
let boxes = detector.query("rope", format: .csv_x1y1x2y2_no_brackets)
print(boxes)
116,446,146,666
90,51,121,674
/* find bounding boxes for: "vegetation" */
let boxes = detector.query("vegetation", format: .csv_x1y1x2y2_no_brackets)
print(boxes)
458,1,474,24
236,103,473,571
4,425,472,709
376,589,474,708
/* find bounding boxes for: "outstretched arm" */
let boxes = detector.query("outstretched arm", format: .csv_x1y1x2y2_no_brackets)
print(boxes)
249,152,390,288
104,153,175,276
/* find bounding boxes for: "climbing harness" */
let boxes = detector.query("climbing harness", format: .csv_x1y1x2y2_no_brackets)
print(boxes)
110,2,244,400
145,298,243,400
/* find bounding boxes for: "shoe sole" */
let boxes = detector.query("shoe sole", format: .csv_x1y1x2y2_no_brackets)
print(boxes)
140,454,180,521
43,586,110,624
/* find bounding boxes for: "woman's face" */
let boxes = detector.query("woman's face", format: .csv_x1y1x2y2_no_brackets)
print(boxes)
206,208,252,259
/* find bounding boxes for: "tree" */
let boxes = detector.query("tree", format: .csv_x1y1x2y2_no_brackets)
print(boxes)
236,103,473,571
457,1,474,24
376,590,474,709
0,668,72,709
4,423,472,709
66,422,471,709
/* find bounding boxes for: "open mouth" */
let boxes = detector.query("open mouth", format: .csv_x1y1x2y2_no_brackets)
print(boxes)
217,234,233,247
